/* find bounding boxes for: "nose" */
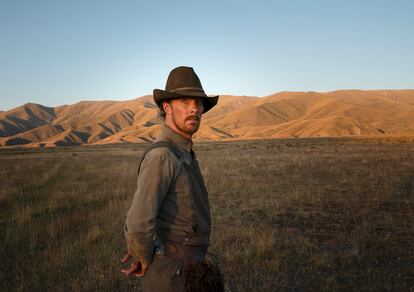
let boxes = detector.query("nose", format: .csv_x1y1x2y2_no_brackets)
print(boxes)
189,99,201,115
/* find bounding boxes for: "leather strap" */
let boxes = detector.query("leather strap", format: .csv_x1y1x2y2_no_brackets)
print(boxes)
136,140,182,177
164,241,207,263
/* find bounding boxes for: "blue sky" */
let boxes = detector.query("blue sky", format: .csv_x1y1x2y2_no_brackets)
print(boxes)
1,0,413,111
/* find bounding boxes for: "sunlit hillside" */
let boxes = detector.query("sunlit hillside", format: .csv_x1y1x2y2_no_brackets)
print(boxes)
1,90,414,147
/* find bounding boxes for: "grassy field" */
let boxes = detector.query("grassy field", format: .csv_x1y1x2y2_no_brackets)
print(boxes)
1,137,413,291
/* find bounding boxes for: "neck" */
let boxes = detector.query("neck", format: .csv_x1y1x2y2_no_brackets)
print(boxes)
164,119,192,140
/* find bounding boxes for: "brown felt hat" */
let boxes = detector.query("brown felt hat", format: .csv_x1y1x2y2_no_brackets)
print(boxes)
153,66,219,114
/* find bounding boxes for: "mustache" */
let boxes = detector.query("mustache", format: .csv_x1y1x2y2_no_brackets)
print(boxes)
186,115,200,121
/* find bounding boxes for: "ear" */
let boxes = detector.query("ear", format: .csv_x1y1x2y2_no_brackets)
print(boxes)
162,101,172,115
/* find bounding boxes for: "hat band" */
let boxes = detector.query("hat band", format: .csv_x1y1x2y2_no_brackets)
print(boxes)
170,87,204,93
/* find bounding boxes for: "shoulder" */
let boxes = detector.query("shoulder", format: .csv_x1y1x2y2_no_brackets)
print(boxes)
144,146,177,161
140,144,181,169
136,146,180,183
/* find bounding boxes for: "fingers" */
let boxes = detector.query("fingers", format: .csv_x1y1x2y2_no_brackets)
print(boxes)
121,252,132,263
120,267,135,275
136,263,149,277
120,254,149,277
121,261,142,276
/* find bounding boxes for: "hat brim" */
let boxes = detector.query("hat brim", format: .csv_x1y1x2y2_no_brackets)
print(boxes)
153,89,219,114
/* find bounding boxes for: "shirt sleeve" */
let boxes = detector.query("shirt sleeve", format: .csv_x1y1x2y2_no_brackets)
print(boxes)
124,147,176,266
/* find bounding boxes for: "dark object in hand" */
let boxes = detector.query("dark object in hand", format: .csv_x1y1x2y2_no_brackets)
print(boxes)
184,255,224,292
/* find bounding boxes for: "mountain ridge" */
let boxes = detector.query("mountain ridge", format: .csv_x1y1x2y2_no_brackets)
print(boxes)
1,90,414,147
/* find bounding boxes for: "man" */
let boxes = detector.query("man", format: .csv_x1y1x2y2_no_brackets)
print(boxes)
121,66,222,291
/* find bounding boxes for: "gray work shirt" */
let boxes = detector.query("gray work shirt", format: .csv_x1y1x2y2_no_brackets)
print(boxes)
125,125,211,265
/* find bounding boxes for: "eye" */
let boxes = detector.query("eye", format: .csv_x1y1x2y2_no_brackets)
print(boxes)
196,99,204,107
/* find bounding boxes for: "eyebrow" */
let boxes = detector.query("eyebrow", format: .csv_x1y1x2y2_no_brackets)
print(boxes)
182,97,203,102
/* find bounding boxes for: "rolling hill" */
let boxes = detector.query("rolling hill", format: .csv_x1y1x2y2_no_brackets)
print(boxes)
1,90,414,147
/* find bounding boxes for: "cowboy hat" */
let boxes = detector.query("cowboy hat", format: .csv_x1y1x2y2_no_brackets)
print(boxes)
153,66,219,113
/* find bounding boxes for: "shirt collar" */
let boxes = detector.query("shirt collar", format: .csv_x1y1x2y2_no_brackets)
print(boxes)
158,124,193,152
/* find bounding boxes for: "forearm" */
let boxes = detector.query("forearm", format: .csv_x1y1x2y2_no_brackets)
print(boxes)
124,226,154,266
124,192,159,265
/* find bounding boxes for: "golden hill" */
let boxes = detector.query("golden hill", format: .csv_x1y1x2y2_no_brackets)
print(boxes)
1,90,413,147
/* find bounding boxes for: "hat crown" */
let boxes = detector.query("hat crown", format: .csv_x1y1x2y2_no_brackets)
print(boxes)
153,66,219,114
165,66,205,93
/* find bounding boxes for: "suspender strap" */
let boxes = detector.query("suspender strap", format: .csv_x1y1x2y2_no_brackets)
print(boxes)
137,140,182,176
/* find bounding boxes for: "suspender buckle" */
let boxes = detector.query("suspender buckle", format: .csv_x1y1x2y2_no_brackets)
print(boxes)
154,243,165,255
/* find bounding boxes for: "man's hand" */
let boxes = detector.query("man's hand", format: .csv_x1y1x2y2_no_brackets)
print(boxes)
121,252,149,277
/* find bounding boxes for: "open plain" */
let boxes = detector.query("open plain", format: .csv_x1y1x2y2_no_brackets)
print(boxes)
1,137,414,291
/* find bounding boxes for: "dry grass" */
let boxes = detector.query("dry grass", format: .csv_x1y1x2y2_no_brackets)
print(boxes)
1,137,413,291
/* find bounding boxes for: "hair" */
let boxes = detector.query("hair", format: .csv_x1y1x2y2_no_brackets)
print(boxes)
158,100,170,120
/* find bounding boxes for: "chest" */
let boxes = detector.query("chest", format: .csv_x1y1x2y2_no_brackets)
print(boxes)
170,161,208,199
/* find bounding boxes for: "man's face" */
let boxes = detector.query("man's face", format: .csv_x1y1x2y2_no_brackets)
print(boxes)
163,97,204,138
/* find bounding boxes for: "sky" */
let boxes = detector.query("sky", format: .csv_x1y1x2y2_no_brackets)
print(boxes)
1,0,413,111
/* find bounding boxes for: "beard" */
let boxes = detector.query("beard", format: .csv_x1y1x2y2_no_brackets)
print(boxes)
172,114,201,135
